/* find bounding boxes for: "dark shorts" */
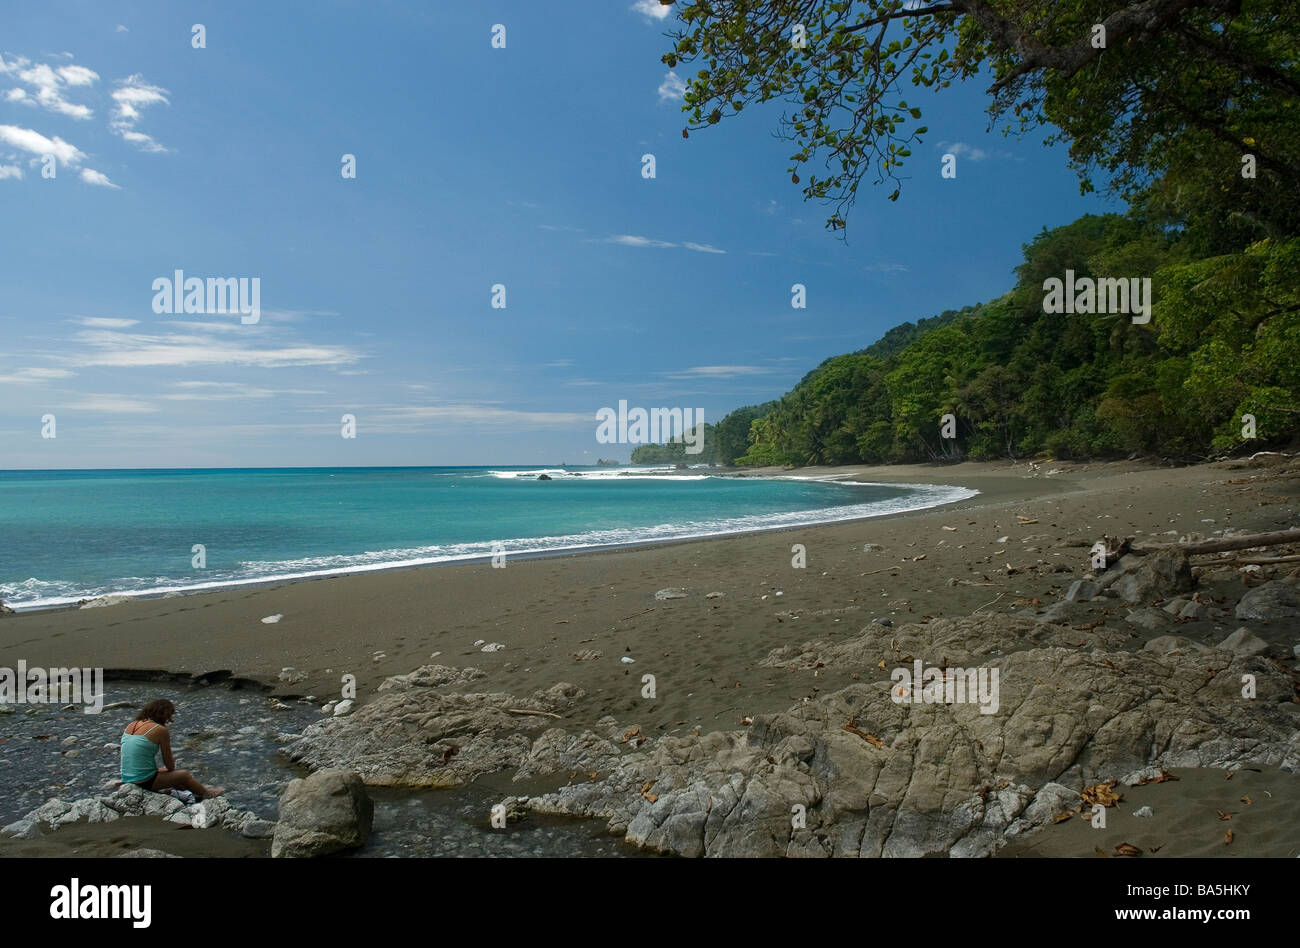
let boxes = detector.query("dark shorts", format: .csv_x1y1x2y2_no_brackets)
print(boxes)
132,772,158,792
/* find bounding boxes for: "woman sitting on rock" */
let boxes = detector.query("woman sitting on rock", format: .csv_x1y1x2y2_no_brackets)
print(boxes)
120,699,225,799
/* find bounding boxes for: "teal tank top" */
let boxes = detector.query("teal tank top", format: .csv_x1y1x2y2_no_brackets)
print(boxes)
120,727,161,784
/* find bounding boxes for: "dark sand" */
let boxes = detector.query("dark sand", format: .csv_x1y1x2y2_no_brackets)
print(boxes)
3,458,1297,857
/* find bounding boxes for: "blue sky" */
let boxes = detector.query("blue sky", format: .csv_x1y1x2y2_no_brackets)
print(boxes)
0,0,1118,468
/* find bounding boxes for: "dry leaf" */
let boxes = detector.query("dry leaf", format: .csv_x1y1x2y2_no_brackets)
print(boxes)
1217,810,1232,821
1053,811,1074,824
643,792,658,803
1225,769,1234,780
1134,769,1180,786
1095,847,1108,858
1082,780,1122,807
640,780,654,794
877,659,886,669
621,727,640,743
1224,829,1234,845
1240,795,1253,805
1114,842,1142,857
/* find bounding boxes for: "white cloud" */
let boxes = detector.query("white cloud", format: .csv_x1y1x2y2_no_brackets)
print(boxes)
367,404,592,432
67,394,157,413
600,234,725,254
72,316,138,328
0,164,22,180
80,167,119,188
632,0,673,20
0,124,86,165
5,88,26,102
115,25,129,33
0,367,75,384
63,328,363,369
59,65,98,86
162,382,325,401
664,365,771,379
110,74,169,152
658,71,686,102
937,141,1013,162
4,59,97,119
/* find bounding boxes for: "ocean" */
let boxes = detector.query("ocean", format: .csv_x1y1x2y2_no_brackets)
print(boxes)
0,466,976,610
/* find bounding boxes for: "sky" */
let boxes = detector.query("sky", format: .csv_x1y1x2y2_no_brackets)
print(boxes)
0,0,1120,468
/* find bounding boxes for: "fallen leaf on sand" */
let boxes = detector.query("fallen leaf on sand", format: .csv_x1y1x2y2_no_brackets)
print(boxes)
1095,847,1108,858
1217,810,1232,821
1224,830,1234,845
641,780,654,794
1082,780,1122,807
1240,795,1253,805
1225,769,1235,780
1053,811,1073,824
621,727,640,743
1114,842,1142,857
1017,516,1038,524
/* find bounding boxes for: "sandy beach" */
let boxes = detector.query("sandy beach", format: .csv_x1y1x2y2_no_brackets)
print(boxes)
3,457,1298,857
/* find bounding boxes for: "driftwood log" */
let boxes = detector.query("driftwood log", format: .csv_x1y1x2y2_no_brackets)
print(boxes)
1131,527,1300,556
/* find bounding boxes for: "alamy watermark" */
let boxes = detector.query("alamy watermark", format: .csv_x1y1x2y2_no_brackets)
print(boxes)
595,400,705,454
0,661,104,714
1042,270,1151,324
152,269,260,324
890,660,999,714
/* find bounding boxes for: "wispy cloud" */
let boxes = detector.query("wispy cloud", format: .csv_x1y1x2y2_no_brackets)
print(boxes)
161,381,325,401
0,367,75,384
936,140,1014,162
59,327,363,369
0,123,85,165
657,71,685,102
67,394,157,413
663,365,772,379
0,164,22,180
72,316,139,328
598,234,725,254
367,404,591,431
110,74,169,152
862,262,909,273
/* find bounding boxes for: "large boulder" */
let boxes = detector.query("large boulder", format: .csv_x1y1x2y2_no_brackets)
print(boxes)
271,769,373,858
1112,549,1194,604
1235,581,1300,621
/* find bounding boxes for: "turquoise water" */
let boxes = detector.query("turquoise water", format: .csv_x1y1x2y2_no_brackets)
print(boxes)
0,466,976,609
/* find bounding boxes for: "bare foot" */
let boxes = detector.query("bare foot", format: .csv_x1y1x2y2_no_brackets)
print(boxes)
204,787,227,799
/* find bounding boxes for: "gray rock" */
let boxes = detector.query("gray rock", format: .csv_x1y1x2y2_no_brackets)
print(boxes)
654,588,688,600
1133,806,1154,819
1037,599,1087,626
1,818,42,840
1113,549,1194,604
332,699,355,717
862,544,885,552
1143,635,1208,656
871,617,893,628
241,819,277,839
78,594,135,609
1179,600,1208,620
284,682,586,788
1124,607,1172,632
376,664,486,692
1235,581,1300,621
1065,580,1100,602
1217,627,1270,659
272,769,374,858
1163,597,1189,615
114,849,182,858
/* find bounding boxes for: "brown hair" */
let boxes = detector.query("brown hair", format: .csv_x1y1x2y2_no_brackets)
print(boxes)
135,699,175,724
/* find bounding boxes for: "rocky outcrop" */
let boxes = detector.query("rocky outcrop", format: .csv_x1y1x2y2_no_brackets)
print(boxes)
283,681,588,788
529,617,1298,858
271,769,373,858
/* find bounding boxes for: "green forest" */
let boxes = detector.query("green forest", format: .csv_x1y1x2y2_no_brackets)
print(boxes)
633,0,1300,469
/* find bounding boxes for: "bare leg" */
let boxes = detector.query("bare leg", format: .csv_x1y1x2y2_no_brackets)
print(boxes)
152,769,226,799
